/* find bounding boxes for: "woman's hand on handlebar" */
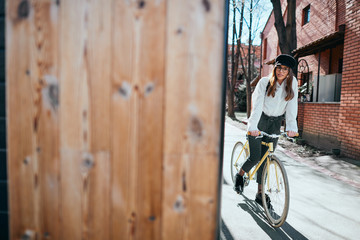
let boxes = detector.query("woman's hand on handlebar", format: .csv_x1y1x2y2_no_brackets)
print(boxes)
249,130,260,137
287,131,298,138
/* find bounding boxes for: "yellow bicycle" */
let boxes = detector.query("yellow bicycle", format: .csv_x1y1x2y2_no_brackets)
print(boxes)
230,131,292,228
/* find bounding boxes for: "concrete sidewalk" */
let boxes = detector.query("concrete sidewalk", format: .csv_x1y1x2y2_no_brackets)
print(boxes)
221,121,360,240
224,113,360,190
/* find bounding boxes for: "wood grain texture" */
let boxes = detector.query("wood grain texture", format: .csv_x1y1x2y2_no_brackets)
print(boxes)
6,0,225,239
7,0,60,239
32,2,61,239
162,0,225,239
111,1,165,239
59,0,112,239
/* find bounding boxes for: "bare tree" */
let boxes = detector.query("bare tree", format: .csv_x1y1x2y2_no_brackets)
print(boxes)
227,0,245,118
246,0,253,118
238,0,264,117
271,0,297,54
227,0,268,118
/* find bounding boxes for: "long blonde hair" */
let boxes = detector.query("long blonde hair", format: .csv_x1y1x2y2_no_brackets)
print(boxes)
266,66,294,101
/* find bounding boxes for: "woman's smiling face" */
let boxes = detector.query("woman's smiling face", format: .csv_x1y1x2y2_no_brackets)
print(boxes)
276,65,289,82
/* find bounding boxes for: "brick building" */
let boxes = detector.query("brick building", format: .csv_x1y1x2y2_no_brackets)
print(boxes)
261,0,360,160
227,43,261,81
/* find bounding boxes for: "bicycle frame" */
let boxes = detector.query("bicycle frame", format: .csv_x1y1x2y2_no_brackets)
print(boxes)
247,141,274,181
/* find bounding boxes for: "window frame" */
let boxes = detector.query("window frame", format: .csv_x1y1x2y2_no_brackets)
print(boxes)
302,5,311,26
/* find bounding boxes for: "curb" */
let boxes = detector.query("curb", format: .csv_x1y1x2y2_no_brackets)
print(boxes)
277,145,360,189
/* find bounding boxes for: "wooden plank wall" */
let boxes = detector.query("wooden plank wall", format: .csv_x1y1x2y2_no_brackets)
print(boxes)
6,0,225,239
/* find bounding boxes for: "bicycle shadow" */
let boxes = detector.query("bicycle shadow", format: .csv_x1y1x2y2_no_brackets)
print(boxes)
237,194,309,240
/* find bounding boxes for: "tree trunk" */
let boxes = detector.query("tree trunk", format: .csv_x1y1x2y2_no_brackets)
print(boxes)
227,0,237,118
271,0,297,55
286,0,297,52
231,0,245,115
246,0,253,118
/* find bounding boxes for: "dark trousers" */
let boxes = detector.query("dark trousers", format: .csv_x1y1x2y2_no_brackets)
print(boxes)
242,113,283,184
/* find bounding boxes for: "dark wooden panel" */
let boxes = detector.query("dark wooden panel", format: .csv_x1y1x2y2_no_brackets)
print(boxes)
0,84,5,117
0,118,5,149
0,212,9,240
0,0,4,16
0,50,4,83
0,150,6,180
0,181,7,211
0,18,4,49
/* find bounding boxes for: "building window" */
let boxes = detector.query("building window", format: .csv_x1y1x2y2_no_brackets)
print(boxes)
263,38,267,60
302,5,310,25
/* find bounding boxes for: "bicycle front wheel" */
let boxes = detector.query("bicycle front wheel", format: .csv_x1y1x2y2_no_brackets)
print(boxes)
230,141,249,183
261,155,289,228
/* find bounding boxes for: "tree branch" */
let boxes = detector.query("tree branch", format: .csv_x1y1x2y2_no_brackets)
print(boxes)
271,0,289,54
286,0,297,53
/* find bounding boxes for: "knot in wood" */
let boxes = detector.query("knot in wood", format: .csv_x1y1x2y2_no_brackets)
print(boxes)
202,0,211,12
21,230,34,240
138,0,146,9
82,153,94,171
83,158,94,169
23,157,30,165
144,82,155,97
48,84,59,109
43,75,59,112
189,116,203,140
173,195,184,213
176,28,183,35
18,0,30,19
118,81,132,100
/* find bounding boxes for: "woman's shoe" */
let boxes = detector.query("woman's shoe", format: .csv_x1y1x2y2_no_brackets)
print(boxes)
255,193,272,209
233,173,244,194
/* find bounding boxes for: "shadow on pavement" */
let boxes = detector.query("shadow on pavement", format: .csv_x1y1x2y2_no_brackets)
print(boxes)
221,218,235,240
237,194,309,240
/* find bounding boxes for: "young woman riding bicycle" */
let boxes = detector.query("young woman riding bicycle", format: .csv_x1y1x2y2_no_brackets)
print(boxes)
233,54,298,207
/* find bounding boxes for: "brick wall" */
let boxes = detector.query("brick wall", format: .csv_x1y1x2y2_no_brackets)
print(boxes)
296,0,337,47
262,0,342,77
261,10,277,76
298,103,341,151
336,0,346,28
297,103,304,132
339,0,360,159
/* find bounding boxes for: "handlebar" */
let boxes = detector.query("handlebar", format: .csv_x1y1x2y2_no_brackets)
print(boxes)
247,131,299,139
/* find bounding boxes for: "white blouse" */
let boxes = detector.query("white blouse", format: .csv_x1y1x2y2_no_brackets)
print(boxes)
247,76,298,132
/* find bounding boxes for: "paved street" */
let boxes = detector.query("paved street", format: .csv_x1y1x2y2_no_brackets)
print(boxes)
221,122,360,240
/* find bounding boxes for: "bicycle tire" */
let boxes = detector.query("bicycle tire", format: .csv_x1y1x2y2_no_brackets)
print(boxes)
230,141,249,183
261,155,289,228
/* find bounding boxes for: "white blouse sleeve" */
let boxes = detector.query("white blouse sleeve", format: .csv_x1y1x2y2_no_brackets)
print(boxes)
247,77,269,131
285,77,299,132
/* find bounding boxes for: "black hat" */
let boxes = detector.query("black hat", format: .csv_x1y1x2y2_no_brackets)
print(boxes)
275,54,296,69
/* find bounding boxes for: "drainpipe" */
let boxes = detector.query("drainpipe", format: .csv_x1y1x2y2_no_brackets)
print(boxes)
316,51,321,102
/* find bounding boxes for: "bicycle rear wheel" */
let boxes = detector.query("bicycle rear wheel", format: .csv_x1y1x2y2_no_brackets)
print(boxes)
261,155,289,228
230,141,249,183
